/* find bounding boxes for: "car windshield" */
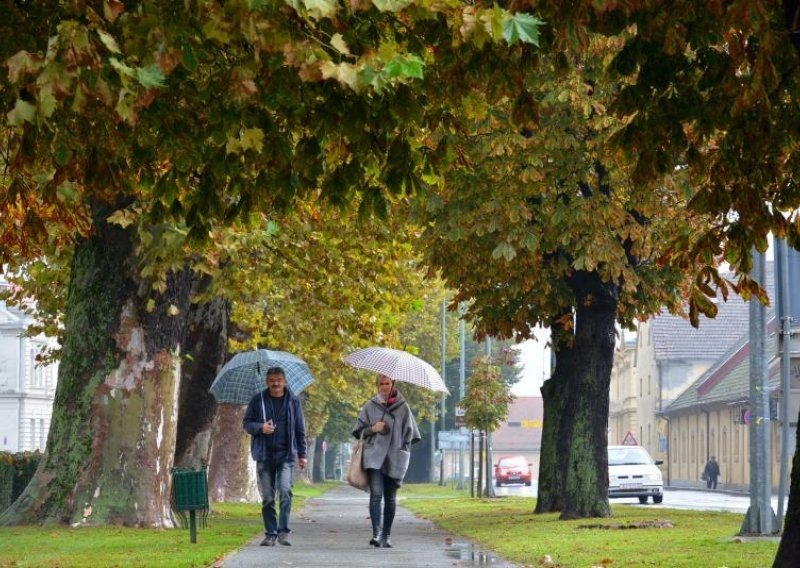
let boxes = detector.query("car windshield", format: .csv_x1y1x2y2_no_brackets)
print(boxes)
608,448,652,466
498,457,527,468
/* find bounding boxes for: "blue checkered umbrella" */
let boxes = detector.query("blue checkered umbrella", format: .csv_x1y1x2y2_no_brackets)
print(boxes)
209,349,314,404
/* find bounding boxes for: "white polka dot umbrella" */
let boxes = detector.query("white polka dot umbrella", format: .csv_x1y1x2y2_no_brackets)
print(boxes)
343,346,449,394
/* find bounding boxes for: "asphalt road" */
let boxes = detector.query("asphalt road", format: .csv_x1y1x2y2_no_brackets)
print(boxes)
493,481,789,515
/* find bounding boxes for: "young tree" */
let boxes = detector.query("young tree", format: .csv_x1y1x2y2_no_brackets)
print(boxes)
460,355,514,497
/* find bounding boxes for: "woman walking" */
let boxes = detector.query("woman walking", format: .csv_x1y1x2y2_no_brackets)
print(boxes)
353,374,421,548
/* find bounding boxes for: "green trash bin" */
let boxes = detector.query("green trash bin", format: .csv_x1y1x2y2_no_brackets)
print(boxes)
171,467,209,543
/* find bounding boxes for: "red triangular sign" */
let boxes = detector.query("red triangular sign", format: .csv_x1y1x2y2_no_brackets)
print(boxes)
621,432,638,446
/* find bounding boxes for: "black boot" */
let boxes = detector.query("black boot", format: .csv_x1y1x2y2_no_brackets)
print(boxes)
369,527,382,547
379,533,393,548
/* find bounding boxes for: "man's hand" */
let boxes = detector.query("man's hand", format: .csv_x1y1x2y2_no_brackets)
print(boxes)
298,457,308,470
261,420,275,435
371,421,386,433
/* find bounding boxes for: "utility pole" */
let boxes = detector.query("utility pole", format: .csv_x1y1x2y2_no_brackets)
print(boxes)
458,302,466,490
439,296,447,486
741,249,778,535
775,238,793,529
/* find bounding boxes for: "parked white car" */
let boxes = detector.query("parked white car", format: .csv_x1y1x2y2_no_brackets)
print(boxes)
608,445,664,504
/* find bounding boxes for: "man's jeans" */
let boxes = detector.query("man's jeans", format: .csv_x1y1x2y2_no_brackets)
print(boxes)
257,458,294,535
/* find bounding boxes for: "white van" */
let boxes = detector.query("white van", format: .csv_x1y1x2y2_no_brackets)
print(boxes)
608,445,664,504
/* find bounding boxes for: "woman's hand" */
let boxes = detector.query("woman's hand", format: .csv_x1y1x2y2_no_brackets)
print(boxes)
371,421,386,433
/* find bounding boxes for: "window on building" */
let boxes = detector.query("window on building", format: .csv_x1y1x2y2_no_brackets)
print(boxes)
690,432,695,465
648,375,651,395
647,424,651,447
30,418,36,451
639,377,642,398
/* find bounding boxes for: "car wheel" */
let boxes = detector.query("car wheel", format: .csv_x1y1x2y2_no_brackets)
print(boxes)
495,481,501,487
638,496,648,504
653,495,663,504
525,481,531,487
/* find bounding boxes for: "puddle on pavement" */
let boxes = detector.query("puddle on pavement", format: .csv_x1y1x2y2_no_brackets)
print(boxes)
444,540,507,565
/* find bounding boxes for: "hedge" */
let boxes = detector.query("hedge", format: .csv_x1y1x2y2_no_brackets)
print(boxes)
0,451,42,513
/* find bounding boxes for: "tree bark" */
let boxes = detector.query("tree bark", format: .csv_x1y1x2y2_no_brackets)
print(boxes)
0,220,191,527
773,428,800,566
534,316,572,514
558,270,616,520
174,295,229,469
312,437,325,483
207,405,257,503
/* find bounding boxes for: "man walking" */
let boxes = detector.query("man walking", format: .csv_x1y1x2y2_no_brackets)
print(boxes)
703,456,720,490
243,366,308,546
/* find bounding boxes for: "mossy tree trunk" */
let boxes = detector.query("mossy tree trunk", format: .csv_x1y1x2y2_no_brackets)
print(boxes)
312,437,325,483
174,295,229,469
557,270,616,520
534,316,572,514
0,218,192,527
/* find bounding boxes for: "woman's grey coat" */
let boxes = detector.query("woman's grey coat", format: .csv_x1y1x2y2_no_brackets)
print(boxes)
352,390,421,483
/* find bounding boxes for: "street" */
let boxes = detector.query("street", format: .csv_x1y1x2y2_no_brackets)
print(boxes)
494,482,789,515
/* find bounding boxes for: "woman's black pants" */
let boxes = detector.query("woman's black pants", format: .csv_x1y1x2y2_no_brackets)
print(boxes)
367,468,399,536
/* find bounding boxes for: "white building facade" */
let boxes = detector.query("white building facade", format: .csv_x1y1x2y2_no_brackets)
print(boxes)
0,281,59,453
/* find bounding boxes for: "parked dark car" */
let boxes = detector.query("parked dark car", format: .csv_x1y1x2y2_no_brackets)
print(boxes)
494,455,532,487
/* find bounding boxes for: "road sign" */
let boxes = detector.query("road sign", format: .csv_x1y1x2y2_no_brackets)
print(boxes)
621,431,638,446
438,430,470,450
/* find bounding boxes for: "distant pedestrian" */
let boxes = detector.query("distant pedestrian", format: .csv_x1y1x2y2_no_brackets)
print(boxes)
243,366,307,547
353,374,421,548
703,456,720,490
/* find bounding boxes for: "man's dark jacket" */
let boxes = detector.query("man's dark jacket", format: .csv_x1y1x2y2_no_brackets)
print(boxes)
243,389,307,462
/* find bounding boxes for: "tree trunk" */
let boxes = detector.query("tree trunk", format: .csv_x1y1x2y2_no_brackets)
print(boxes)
312,437,325,483
535,317,572,514
558,270,616,520
0,221,191,527
773,424,800,566
207,405,257,503
174,295,229,469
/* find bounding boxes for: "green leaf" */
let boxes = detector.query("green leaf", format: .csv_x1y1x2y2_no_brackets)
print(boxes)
383,55,424,80
503,12,544,46
240,128,265,153
491,242,517,261
109,57,135,78
96,29,121,53
56,180,80,204
136,64,166,88
372,0,414,12
181,45,198,72
301,0,338,19
7,100,36,125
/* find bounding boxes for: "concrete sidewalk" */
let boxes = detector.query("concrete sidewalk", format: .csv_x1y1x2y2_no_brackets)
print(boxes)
219,483,520,567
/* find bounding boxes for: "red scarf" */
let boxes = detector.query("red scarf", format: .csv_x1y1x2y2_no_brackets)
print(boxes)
385,389,398,406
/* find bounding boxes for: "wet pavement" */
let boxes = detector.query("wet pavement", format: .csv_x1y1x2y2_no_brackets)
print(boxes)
219,483,519,567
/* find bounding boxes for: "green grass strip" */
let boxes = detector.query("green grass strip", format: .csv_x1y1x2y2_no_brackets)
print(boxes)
400,484,779,568
0,481,336,568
